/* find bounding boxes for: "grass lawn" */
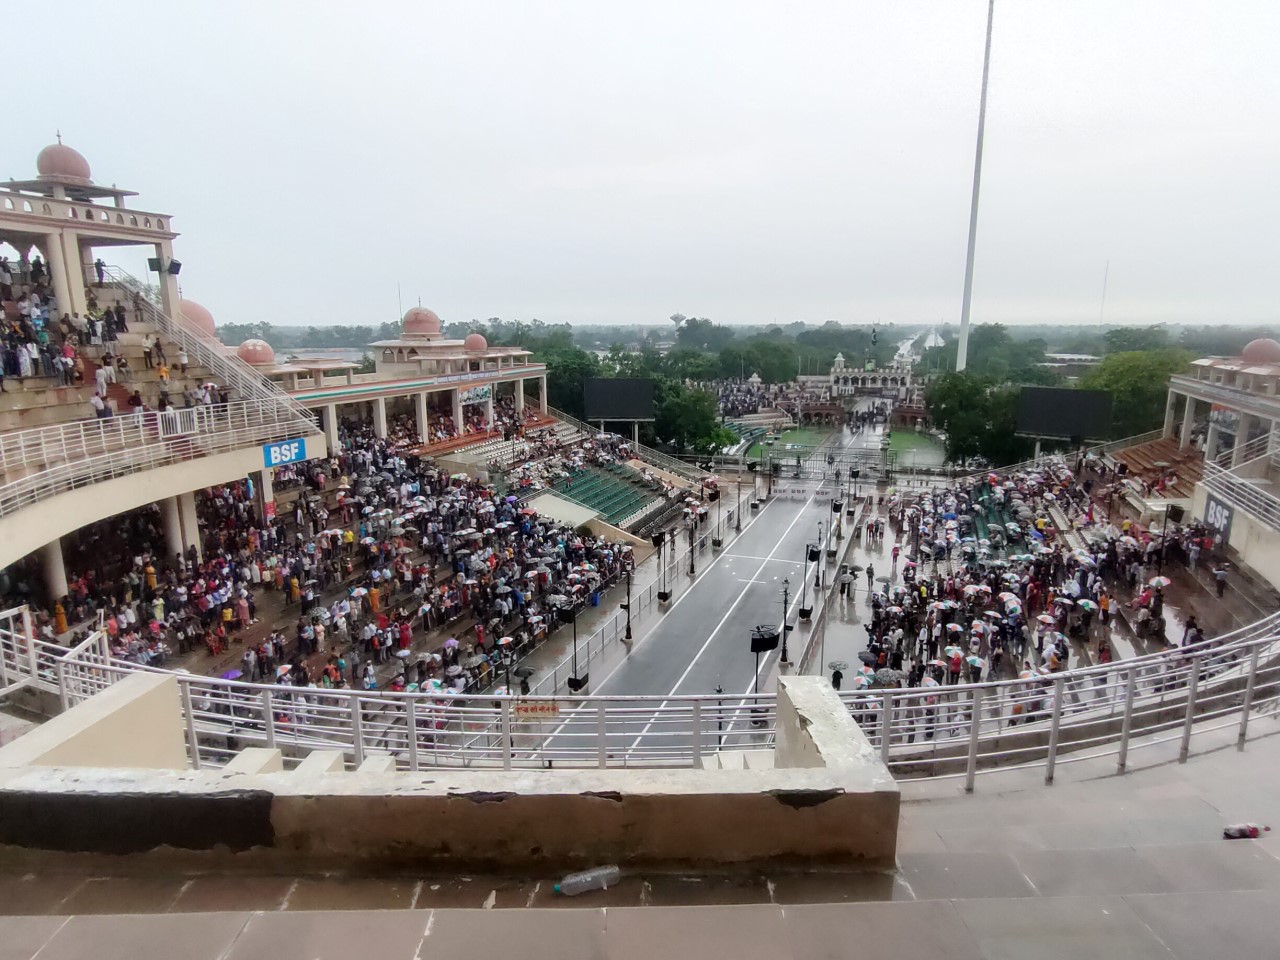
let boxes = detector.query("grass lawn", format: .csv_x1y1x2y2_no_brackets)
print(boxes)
746,426,834,459
887,430,944,454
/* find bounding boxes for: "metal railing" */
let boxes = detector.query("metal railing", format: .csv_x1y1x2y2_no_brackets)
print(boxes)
0,399,318,518
101,265,313,421
5,595,1280,779
1171,374,1280,425
1202,461,1280,530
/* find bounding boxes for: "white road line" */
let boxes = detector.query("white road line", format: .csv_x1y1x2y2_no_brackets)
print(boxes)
624,490,820,751
724,555,804,564
537,497,777,746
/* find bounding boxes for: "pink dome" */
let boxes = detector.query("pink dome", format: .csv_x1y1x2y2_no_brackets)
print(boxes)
402,306,442,338
236,338,275,365
1240,338,1280,365
178,299,216,337
36,141,92,183
464,332,488,352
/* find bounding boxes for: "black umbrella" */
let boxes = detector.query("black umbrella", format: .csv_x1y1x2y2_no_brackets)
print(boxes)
858,651,877,666
513,666,535,679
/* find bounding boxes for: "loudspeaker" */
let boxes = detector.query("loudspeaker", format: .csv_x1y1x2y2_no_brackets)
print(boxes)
807,546,820,562
832,500,843,514
651,533,664,549
1167,504,1186,524
708,490,720,501
749,626,780,654
567,674,589,692
771,463,781,476
147,257,162,272
657,590,671,602
168,260,182,275
747,461,758,473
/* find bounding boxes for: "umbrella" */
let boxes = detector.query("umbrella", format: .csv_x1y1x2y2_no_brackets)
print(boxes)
849,564,864,573
922,676,940,688
852,674,873,689
350,587,368,597
857,651,877,665
461,654,488,669
983,610,1002,620
514,666,535,679
1149,576,1172,589
1036,613,1057,625
875,667,906,685
928,658,948,667
827,660,850,672
965,655,987,669
945,624,963,634
446,664,463,677
876,576,891,584
1119,536,1140,548
443,637,460,649
1076,599,1099,612
220,669,242,681
944,644,964,657
496,585,512,594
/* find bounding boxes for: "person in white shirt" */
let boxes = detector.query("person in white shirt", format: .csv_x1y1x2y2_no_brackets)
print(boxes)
89,392,108,418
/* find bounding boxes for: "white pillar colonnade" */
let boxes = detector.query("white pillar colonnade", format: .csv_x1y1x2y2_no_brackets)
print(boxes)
40,539,68,601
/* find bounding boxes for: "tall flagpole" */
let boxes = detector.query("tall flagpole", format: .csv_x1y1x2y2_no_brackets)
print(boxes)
955,0,996,373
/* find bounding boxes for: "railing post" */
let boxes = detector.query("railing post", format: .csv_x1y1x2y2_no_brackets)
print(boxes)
964,688,983,793
1044,675,1066,784
181,681,202,770
1237,645,1262,751
350,692,365,768
407,698,420,771
56,660,69,712
597,701,608,768
879,692,893,765
1179,657,1202,764
501,699,513,770
1116,666,1138,773
261,690,276,749
692,699,703,769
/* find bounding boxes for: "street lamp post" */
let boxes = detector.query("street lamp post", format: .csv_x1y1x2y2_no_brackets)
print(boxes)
736,454,743,533
814,521,824,592
688,521,696,577
624,568,633,640
780,578,791,663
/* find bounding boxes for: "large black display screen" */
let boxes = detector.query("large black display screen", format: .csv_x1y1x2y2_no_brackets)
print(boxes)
584,378,656,421
1015,387,1112,441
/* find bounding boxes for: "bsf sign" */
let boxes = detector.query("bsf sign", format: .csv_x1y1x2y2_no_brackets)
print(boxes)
263,438,307,468
1203,494,1234,541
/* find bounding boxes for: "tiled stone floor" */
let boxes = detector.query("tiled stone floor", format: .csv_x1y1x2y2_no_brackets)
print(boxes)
2,705,1279,956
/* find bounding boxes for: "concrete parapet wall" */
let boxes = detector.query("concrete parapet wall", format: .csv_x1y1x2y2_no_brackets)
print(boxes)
0,674,898,869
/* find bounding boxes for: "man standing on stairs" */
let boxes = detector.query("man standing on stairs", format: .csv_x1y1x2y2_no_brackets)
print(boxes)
94,258,106,286
178,347,188,374
142,334,154,369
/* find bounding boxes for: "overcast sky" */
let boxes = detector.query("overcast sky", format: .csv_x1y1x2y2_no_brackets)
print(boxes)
13,1,1280,330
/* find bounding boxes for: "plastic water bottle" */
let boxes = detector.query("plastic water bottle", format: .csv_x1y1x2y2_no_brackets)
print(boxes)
554,865,621,896
1223,823,1270,840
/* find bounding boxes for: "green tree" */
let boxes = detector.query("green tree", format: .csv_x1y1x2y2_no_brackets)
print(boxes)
1079,349,1191,438
925,372,1034,465
1103,325,1168,354
654,385,721,454
536,347,601,418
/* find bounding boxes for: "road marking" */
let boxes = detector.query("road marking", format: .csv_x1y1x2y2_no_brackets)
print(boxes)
724,555,804,564
623,490,820,751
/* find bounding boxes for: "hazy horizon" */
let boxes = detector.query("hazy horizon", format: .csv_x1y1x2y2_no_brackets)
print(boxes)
10,1,1279,331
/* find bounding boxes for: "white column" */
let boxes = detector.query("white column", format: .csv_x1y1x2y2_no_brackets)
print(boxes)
40,539,68,601
324,403,341,453
1179,397,1196,448
414,391,429,442
1205,419,1220,462
1232,415,1255,467
514,380,525,415
61,229,88,316
162,495,184,562
484,394,495,430
538,375,548,412
257,468,276,525
1163,391,1177,438
452,388,464,429
42,232,74,322
178,490,202,561
156,240,181,323
372,397,388,439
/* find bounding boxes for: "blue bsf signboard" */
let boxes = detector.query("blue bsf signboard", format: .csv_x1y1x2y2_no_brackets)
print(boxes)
263,438,307,468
